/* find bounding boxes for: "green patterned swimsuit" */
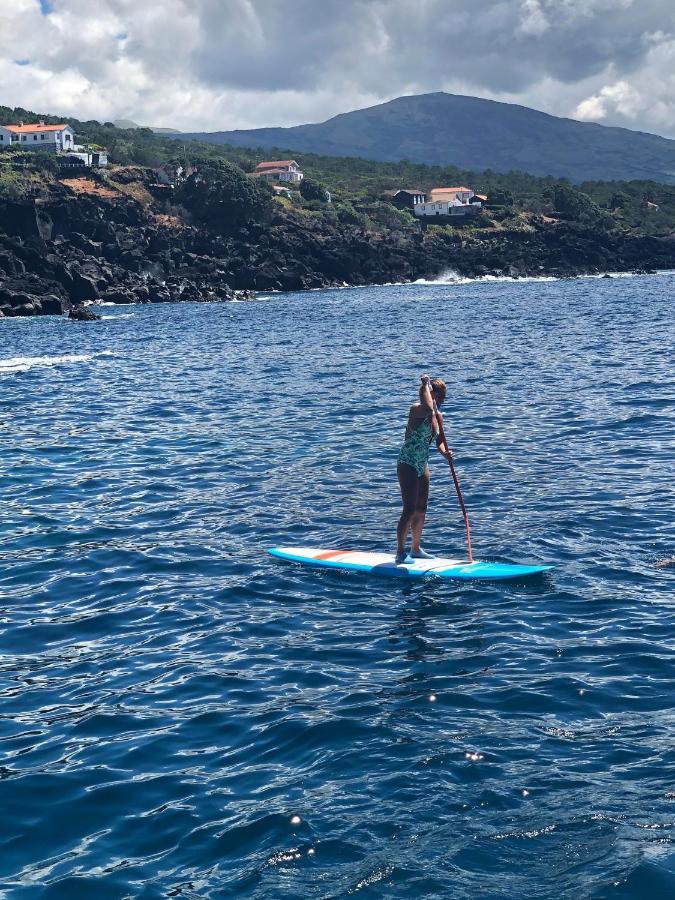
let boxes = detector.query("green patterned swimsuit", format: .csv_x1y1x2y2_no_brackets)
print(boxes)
398,415,436,477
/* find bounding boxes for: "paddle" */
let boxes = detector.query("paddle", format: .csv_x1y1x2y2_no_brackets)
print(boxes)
425,378,475,564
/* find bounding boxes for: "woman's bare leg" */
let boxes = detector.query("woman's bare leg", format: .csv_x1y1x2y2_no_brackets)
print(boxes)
396,463,419,555
411,466,430,554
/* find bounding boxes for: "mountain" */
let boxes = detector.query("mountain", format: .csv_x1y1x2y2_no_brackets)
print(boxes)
181,93,675,184
114,119,182,134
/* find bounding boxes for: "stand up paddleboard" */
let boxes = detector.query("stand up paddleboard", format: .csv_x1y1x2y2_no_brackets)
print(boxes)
268,547,553,581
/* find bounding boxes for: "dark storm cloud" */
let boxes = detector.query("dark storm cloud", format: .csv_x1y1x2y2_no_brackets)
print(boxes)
192,0,675,97
192,0,379,91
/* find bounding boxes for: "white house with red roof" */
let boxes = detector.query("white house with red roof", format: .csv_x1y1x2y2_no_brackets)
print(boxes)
414,185,482,218
253,159,304,183
0,121,75,153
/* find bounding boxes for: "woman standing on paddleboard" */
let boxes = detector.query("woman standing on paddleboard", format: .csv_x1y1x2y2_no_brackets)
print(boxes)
396,375,453,564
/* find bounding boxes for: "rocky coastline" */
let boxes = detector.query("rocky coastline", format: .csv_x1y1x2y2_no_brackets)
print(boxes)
2,175,675,318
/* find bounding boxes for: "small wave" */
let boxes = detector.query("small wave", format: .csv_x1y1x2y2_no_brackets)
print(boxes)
414,269,558,286
0,353,109,375
413,268,675,286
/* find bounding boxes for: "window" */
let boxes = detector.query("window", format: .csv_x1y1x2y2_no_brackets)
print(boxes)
21,135,26,141
41,134,45,140
34,135,38,140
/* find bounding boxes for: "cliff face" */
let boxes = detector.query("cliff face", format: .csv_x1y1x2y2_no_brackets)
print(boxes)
1,175,675,318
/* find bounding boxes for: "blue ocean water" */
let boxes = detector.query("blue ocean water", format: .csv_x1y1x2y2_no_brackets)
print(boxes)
0,274,674,899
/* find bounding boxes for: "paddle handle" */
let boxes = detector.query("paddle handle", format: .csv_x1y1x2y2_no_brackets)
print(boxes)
427,381,474,564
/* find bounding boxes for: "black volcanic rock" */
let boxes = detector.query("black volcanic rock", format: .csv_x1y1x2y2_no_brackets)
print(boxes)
2,186,675,319
69,270,99,304
68,305,101,321
101,288,136,304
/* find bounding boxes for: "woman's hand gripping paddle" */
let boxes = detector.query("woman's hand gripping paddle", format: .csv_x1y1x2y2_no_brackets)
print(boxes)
424,376,475,563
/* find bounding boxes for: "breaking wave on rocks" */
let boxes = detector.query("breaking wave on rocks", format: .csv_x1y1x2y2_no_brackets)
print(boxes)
415,269,558,286
414,267,675,286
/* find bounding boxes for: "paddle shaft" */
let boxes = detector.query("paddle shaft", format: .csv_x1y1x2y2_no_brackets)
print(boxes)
429,387,474,563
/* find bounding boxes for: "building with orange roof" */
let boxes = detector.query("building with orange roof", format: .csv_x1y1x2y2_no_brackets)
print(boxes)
428,186,475,203
253,159,304,183
0,121,75,153
413,185,482,221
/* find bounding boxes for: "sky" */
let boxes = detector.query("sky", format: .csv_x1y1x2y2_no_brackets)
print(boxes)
2,0,675,137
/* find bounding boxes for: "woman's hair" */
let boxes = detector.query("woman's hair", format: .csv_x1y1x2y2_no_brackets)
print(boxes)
431,378,447,402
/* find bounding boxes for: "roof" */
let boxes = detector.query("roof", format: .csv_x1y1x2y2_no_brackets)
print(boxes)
393,188,425,195
3,123,70,133
430,186,473,193
256,159,298,170
251,167,288,176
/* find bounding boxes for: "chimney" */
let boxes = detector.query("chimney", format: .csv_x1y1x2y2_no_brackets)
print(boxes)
19,121,24,126
39,120,45,126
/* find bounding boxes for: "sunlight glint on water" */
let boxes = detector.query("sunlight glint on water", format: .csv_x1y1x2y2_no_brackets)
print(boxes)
0,275,674,899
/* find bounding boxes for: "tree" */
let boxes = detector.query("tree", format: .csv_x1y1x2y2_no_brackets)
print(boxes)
26,151,59,176
545,183,615,230
609,191,629,210
300,177,329,202
488,187,514,206
177,159,272,230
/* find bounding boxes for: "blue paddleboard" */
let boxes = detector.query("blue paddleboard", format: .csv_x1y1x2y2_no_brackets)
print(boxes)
268,547,553,581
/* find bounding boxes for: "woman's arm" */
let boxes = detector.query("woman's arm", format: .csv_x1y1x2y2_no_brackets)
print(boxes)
419,374,434,413
434,411,453,458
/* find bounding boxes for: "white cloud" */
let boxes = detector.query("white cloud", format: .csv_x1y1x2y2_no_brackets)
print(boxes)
575,80,641,121
518,0,550,37
1,0,675,137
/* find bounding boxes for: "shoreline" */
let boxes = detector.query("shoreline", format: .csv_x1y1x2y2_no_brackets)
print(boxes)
86,266,675,308
3,186,675,318
3,265,673,320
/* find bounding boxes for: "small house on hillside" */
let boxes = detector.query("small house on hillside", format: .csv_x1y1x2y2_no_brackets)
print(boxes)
387,189,427,210
0,121,75,152
427,186,475,203
0,121,107,167
414,185,482,220
59,149,108,169
253,159,304,183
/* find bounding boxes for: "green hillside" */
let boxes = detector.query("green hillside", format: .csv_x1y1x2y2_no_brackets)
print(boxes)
181,92,675,185
3,102,675,236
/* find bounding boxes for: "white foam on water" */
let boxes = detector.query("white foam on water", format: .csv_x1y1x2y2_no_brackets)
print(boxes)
413,268,675,286
0,352,112,375
413,269,558,286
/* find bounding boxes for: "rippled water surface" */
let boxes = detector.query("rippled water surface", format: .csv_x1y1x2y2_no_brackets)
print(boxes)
1,277,674,899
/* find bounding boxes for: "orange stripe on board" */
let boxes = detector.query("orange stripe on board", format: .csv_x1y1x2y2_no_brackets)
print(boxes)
314,549,352,560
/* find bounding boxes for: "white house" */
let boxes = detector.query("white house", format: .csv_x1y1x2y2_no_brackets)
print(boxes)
253,159,304,183
0,122,75,153
427,186,476,204
414,185,481,219
60,149,108,169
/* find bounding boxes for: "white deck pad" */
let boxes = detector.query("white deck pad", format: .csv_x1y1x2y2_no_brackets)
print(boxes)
268,547,554,581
